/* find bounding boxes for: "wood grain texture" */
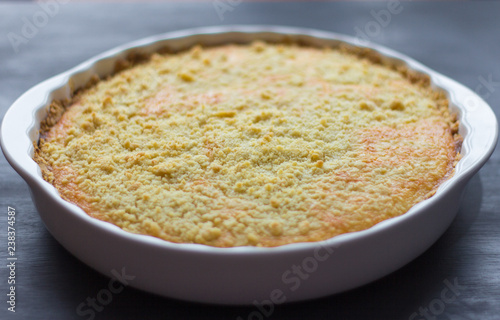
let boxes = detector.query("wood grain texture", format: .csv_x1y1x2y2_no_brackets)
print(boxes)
1,2,499,320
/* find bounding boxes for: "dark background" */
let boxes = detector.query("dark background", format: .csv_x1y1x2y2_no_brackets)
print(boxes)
1,1,499,319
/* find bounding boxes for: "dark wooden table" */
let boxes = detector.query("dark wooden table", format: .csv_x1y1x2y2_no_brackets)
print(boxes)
1,2,499,319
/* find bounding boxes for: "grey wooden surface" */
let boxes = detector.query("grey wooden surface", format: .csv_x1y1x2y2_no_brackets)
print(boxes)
1,2,499,319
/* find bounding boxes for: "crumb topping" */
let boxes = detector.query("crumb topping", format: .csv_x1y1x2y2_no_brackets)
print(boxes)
35,42,459,247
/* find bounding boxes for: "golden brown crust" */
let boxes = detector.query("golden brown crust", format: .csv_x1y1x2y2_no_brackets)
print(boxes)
34,42,461,247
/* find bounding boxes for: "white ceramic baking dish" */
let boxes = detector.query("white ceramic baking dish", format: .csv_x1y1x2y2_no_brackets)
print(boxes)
1,26,497,305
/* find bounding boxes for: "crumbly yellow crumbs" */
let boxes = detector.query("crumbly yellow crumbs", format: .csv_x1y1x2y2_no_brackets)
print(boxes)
35,42,460,247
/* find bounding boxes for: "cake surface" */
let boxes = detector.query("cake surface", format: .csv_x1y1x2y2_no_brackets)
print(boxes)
35,42,460,247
